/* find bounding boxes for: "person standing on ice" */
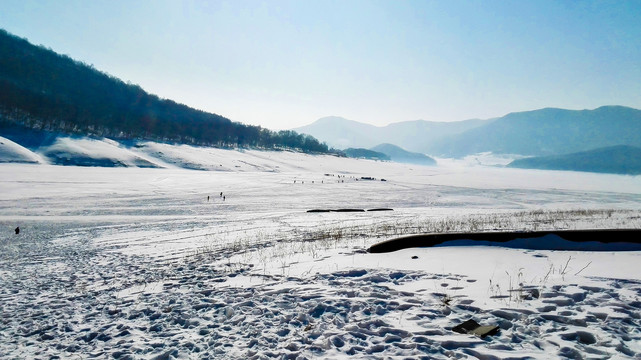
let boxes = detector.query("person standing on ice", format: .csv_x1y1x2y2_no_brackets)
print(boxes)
15,227,19,235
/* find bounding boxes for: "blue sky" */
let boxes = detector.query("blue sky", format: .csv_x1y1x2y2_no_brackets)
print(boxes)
1,0,640,129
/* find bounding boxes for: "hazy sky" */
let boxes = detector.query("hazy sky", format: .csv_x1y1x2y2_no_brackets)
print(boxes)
1,0,640,130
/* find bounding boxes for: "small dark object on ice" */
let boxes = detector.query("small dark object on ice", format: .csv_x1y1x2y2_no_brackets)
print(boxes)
411,255,418,259
15,227,20,235
452,319,499,338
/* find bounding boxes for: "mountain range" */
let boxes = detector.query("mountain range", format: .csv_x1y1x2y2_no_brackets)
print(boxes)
430,106,641,157
296,106,641,158
295,106,641,174
294,116,488,153
507,145,641,175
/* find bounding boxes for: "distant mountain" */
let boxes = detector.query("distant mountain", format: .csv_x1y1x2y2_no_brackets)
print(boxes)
295,117,381,150
371,143,436,166
507,145,641,175
429,106,641,157
343,148,390,161
294,116,488,153
297,106,641,159
0,29,330,154
382,120,490,154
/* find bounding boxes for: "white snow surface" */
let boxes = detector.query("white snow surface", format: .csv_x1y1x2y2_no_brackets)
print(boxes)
0,136,44,164
1,144,641,359
38,137,162,168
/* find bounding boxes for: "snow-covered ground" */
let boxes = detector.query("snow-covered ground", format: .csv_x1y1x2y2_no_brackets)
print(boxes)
1,144,641,359
0,136,44,164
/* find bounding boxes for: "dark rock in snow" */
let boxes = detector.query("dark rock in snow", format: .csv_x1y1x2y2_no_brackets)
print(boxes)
369,229,641,253
452,319,499,338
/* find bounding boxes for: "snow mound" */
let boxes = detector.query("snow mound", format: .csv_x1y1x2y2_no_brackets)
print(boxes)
0,136,43,163
39,137,163,168
134,142,248,171
134,142,347,172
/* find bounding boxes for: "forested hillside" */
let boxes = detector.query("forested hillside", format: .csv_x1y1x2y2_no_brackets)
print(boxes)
371,143,436,165
0,29,329,153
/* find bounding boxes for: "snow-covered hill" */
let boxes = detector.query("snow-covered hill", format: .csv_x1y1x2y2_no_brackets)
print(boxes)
0,136,44,164
1,134,382,173
39,137,162,168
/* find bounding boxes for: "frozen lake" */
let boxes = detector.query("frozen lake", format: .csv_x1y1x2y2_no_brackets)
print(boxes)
1,149,641,359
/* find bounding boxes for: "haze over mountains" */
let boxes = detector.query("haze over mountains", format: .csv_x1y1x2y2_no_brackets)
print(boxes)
295,106,641,174
294,116,488,154
508,145,641,175
431,106,641,157
370,144,436,166
296,106,641,157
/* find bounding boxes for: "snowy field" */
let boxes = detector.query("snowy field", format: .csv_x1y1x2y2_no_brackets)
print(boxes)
2,145,641,359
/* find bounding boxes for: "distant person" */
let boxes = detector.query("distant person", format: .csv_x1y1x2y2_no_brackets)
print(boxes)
15,227,19,235
207,196,210,202
223,196,226,201
220,192,223,198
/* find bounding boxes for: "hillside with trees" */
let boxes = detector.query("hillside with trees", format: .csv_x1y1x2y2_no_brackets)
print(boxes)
342,148,390,161
371,143,436,166
0,29,330,153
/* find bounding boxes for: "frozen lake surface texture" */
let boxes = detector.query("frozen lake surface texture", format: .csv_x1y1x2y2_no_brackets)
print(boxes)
2,146,641,359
